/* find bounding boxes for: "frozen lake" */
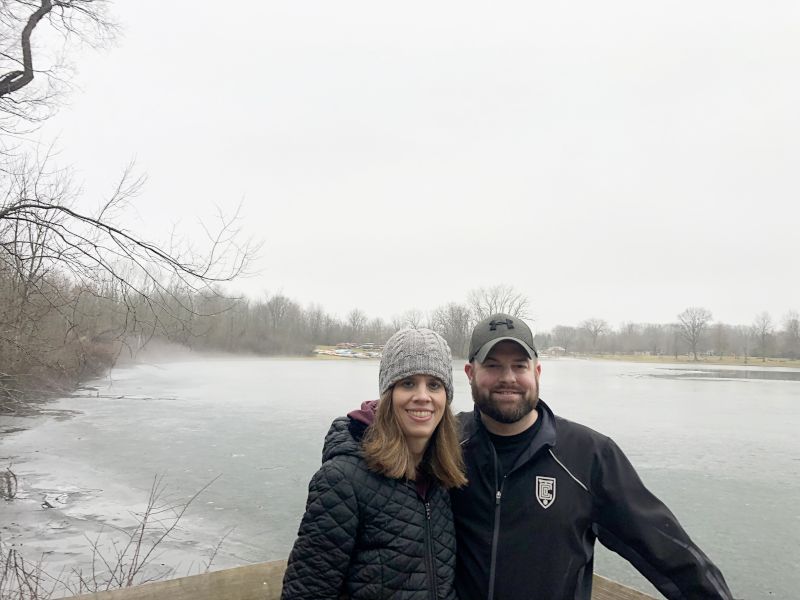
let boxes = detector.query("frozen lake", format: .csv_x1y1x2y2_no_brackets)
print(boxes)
1,355,798,598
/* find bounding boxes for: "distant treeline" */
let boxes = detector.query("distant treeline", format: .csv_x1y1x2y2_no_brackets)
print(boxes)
185,295,800,362
2,265,799,408
538,312,800,361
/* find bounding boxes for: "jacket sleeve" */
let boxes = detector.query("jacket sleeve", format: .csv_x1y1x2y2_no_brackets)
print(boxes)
281,460,360,600
593,438,733,600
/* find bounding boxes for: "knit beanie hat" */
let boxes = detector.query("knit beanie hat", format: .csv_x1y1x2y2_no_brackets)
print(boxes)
379,328,454,403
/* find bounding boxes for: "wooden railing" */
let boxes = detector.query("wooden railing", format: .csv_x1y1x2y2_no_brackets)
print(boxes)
58,560,657,600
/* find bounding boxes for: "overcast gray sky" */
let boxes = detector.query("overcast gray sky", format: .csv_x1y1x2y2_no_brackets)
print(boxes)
39,0,799,332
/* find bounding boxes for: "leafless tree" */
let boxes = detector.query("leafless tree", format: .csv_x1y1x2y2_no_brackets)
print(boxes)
304,303,326,341
429,302,471,357
1,0,115,132
0,2,262,402
752,311,773,362
677,307,713,360
551,325,577,353
783,310,800,337
782,310,800,358
617,322,641,353
668,323,681,360
467,284,529,321
399,308,425,329
733,324,755,364
1,0,238,341
0,155,256,402
346,308,367,340
1,156,252,316
711,322,728,358
363,316,390,343
265,293,293,331
580,318,609,351
641,324,666,356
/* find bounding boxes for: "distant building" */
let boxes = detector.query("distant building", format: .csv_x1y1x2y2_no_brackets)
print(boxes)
544,346,567,357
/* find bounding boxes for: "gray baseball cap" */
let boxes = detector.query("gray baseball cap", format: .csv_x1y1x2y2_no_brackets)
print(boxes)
468,313,537,363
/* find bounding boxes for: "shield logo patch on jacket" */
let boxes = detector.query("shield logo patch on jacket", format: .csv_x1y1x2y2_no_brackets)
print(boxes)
535,476,556,509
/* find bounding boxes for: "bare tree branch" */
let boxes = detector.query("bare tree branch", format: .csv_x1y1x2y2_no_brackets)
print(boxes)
1,0,115,130
677,307,713,361
467,284,530,322
0,0,52,97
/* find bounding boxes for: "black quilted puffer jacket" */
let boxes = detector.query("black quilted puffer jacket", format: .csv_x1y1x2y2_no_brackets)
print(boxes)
281,416,457,600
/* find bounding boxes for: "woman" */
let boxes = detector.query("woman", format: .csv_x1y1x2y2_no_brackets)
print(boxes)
281,328,467,600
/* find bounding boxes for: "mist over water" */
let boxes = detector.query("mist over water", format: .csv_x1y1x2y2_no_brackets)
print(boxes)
1,356,797,599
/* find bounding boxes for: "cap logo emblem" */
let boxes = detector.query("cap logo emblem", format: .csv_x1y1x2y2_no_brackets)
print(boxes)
535,476,556,509
489,318,515,331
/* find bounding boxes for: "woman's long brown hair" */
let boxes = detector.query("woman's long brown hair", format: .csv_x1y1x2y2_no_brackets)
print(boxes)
362,389,467,489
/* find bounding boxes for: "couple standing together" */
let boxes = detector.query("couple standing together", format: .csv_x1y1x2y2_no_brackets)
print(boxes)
281,314,733,600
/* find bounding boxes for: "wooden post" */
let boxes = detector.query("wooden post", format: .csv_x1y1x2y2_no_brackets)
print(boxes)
58,560,657,600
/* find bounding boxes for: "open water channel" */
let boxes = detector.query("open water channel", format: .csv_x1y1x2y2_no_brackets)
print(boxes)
1,355,798,599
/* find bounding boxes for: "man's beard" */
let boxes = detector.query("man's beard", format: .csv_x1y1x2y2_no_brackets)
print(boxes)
470,380,538,424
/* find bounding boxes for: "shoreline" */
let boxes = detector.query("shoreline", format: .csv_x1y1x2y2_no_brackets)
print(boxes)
570,353,800,369
3,351,797,419
309,349,800,369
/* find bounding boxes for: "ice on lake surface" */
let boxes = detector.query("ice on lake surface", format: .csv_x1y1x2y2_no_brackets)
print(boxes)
1,356,798,599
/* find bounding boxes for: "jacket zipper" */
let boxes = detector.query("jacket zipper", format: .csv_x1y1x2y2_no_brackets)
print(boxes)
424,501,439,600
476,412,551,600
487,448,505,600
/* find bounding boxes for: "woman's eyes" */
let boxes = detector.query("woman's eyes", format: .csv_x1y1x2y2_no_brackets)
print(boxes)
399,378,442,390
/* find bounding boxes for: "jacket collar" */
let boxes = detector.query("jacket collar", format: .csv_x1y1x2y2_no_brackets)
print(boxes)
462,399,558,469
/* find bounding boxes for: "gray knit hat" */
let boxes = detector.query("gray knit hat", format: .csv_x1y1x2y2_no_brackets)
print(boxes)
379,328,454,403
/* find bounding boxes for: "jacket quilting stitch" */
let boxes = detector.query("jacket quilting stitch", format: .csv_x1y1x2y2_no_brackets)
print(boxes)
282,416,457,600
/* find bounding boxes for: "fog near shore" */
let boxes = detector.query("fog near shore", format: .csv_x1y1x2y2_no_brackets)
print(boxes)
36,0,800,331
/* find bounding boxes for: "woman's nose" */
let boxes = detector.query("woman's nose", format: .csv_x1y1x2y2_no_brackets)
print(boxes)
411,383,432,400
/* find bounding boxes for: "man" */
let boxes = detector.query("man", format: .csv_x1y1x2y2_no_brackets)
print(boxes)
451,313,733,600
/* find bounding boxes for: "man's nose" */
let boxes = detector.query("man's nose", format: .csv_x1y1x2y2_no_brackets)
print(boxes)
498,365,515,383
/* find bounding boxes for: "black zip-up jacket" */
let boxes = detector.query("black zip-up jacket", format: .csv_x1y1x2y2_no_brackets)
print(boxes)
452,400,733,600
281,415,457,600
